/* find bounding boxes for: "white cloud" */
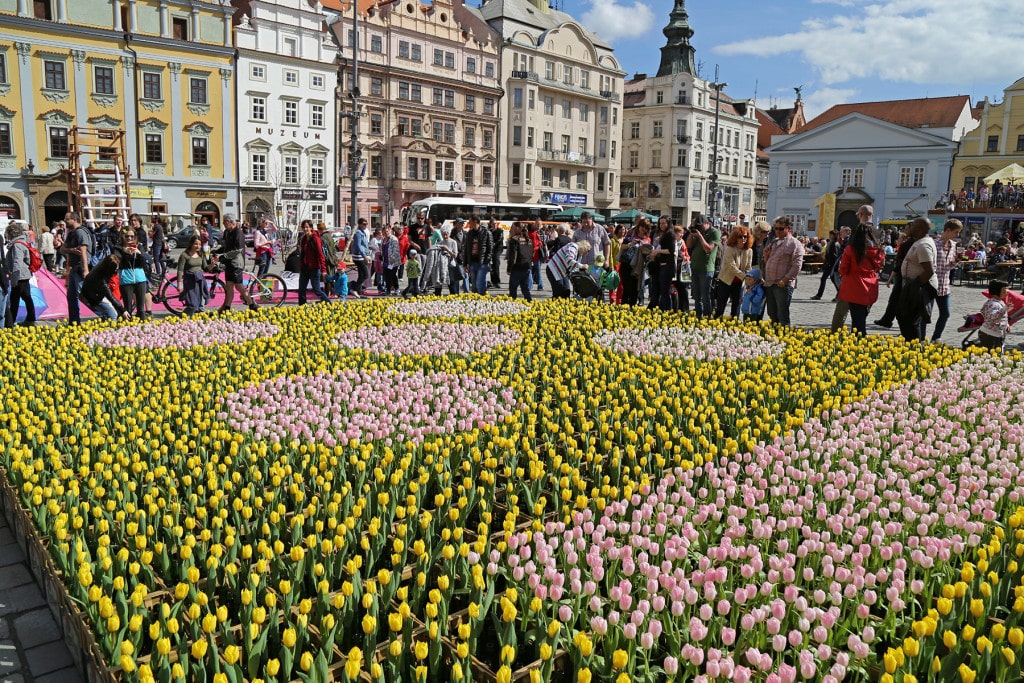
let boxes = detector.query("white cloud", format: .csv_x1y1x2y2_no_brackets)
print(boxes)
716,0,1024,87
802,87,859,119
579,0,655,42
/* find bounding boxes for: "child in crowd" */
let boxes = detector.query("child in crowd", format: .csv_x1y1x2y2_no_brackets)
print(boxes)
741,267,766,321
978,279,1010,349
402,249,421,298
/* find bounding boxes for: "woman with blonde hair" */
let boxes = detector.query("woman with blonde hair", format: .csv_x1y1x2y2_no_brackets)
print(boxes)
715,224,754,317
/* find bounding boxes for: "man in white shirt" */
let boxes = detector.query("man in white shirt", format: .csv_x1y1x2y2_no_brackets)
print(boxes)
896,217,937,343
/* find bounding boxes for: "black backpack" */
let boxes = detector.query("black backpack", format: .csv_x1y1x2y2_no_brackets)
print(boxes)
510,236,533,268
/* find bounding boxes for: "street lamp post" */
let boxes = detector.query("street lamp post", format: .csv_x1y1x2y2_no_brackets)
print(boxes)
328,1,362,231
707,65,727,224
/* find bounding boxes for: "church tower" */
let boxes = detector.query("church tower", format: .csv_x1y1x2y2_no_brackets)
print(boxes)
656,0,696,77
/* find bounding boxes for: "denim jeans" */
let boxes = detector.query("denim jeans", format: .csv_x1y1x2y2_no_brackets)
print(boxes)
691,272,714,317
765,284,795,325
299,269,331,304
0,288,8,329
931,294,951,341
67,269,85,324
508,267,532,300
469,262,490,294
530,260,543,289
86,298,119,321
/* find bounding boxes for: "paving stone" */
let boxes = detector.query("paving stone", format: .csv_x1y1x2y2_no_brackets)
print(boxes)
0,526,14,547
0,565,32,591
0,617,8,640
0,640,21,676
24,640,73,678
13,609,61,650
0,585,46,617
35,667,84,683
0,544,23,568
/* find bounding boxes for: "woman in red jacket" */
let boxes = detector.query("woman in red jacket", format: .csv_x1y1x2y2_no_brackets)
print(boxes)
838,222,885,334
298,219,331,304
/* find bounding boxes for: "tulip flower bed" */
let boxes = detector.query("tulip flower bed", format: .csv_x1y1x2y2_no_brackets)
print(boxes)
0,297,1022,683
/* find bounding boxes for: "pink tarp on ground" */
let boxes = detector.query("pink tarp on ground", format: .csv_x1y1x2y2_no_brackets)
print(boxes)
32,269,70,320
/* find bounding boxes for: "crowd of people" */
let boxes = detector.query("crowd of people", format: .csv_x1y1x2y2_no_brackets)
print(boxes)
0,205,1020,350
942,180,1024,212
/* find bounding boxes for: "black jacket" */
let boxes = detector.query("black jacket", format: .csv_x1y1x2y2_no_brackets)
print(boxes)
460,227,492,265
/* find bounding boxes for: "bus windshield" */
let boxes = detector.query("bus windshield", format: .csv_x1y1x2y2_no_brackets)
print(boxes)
405,200,562,229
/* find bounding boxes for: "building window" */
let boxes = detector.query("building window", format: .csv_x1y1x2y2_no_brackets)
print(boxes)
444,89,455,108
432,121,442,142
433,49,444,66
580,70,589,90
48,127,68,157
33,0,53,19
466,57,476,74
44,60,66,90
542,132,553,151
92,65,114,95
676,148,686,167
628,150,639,168
311,103,324,128
483,129,493,149
597,172,605,192
370,113,382,135
464,164,474,185
433,87,443,106
250,64,265,80
512,163,521,185
465,95,475,112
445,52,454,68
444,124,455,144
630,122,640,139
282,37,296,56
406,158,418,179
558,169,569,188
787,168,809,188
191,137,207,166
0,123,11,155
484,98,495,115
464,126,475,146
651,149,661,168
398,41,410,58
656,90,664,104
561,135,570,153
310,74,324,89
563,66,573,85
562,99,571,119
541,167,552,187
310,157,325,185
283,155,299,184
543,96,553,116
841,167,864,188
513,88,523,108
283,101,298,125
482,166,492,185
653,121,663,138
579,103,588,121
0,54,6,84
189,77,207,104
172,16,189,40
512,126,522,146
692,179,702,199
371,35,383,52
484,62,494,78
576,171,586,190
744,160,753,178
251,152,267,182
598,139,607,158
251,96,266,121
411,44,421,61
611,141,616,159
1017,135,1024,152
370,155,382,178
674,180,686,199
694,151,701,171
142,72,161,99
528,128,535,148
144,133,162,163
987,135,999,152
899,166,925,188
371,77,383,96
399,82,409,100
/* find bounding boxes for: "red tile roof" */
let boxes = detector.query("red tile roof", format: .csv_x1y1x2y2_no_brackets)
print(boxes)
798,95,972,133
755,108,786,158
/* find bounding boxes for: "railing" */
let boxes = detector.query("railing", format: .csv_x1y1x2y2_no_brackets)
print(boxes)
600,90,621,102
676,95,688,105
676,135,690,143
536,149,594,164
510,70,538,82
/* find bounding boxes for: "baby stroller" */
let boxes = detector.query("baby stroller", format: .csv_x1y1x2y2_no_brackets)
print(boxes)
958,289,1024,349
570,269,603,300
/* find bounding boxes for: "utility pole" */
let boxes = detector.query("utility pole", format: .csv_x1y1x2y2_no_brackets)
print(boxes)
347,0,361,231
707,64,726,224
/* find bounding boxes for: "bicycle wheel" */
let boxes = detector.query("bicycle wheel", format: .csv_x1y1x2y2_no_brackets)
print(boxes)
248,273,288,307
206,278,228,310
160,275,185,315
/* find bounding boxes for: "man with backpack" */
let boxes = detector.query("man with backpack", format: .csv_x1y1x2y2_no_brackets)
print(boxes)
60,212,91,324
506,222,534,301
459,216,492,294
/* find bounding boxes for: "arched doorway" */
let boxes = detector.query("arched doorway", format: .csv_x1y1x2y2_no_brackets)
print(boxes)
836,210,859,230
195,201,220,228
0,195,22,220
44,191,69,228
245,198,271,227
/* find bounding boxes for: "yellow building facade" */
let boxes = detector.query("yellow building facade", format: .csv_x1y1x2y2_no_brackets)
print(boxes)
0,0,236,229
951,77,1024,195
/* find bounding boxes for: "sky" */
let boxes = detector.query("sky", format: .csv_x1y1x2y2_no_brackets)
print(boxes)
561,0,1024,119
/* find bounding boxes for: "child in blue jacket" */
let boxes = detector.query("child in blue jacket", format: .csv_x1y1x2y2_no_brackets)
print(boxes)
741,267,766,321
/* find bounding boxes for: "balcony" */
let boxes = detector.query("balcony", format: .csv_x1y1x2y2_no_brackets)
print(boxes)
600,90,621,102
510,70,539,82
391,178,437,192
537,149,595,165
676,135,690,143
676,95,688,105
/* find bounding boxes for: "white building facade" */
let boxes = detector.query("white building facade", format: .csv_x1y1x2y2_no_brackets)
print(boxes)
481,0,624,213
622,75,759,226
328,0,502,228
234,0,339,228
766,97,978,234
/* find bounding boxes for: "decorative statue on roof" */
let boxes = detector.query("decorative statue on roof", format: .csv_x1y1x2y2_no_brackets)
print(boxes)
794,85,803,101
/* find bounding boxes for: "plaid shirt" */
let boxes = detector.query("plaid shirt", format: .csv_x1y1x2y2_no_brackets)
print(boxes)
933,236,959,296
763,234,805,286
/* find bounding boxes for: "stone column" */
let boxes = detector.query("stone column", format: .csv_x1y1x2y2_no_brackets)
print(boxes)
14,43,36,164
220,67,234,182
169,62,183,177
122,56,138,174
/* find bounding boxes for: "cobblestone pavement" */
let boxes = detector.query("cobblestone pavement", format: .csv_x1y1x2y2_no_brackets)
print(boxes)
1,273,1013,682
0,510,82,683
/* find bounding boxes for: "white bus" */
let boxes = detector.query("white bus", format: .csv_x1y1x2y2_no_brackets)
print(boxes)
402,198,563,232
